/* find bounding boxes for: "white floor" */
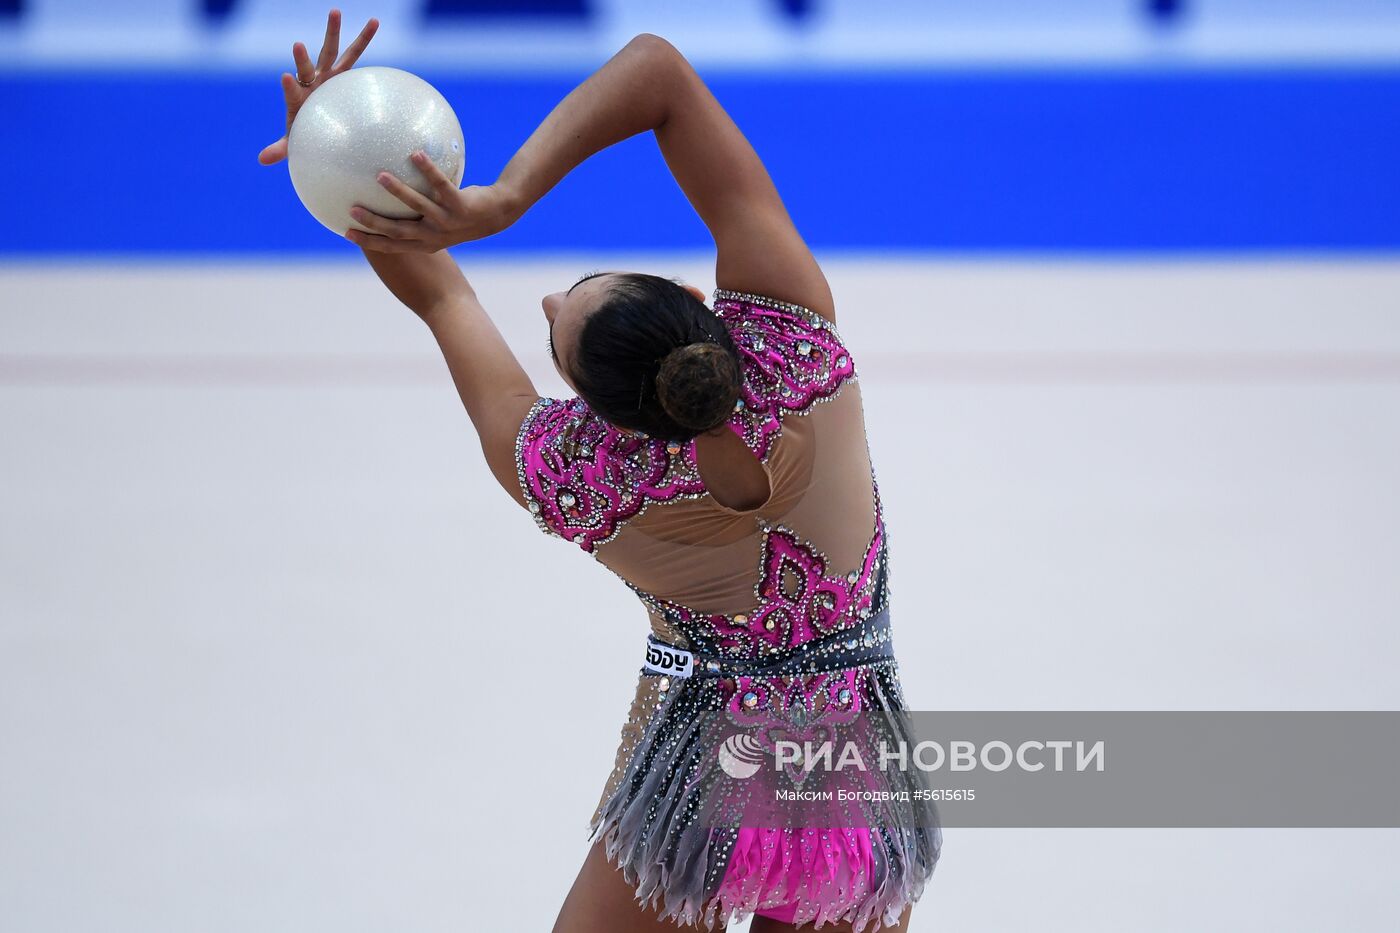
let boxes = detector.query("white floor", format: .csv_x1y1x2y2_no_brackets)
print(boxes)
2,256,1398,931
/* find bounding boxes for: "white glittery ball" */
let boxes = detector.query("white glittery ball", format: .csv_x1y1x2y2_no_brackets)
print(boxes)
287,66,465,237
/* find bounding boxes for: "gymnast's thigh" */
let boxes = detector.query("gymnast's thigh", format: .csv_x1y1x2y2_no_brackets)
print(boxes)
551,839,727,933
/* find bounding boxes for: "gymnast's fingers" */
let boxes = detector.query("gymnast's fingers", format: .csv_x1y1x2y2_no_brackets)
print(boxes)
346,229,427,253
410,150,460,203
258,136,288,165
348,206,422,239
335,17,380,73
292,41,316,87
375,172,438,217
315,8,342,74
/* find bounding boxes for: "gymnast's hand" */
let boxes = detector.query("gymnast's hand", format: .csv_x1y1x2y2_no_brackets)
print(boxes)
346,153,523,253
257,9,380,166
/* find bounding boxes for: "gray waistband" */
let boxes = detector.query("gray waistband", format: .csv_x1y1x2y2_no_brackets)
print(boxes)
642,604,895,681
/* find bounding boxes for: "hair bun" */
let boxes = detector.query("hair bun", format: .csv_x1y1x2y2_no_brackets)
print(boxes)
655,341,743,434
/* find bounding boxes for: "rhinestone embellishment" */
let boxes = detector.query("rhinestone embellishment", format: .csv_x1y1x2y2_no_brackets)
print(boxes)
515,289,909,925
515,291,857,553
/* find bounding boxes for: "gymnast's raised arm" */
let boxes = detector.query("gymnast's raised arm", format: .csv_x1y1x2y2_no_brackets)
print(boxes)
353,34,836,324
354,241,540,508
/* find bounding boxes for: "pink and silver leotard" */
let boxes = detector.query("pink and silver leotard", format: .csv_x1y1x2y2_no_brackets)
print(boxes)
514,289,940,930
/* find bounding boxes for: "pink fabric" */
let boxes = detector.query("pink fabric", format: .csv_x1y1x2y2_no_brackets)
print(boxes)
705,520,884,656
754,901,800,924
719,826,878,923
515,293,856,554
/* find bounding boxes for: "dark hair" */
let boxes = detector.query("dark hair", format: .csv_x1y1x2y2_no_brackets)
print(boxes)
568,273,743,440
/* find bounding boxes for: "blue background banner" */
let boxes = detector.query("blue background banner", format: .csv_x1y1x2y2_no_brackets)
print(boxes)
5,68,1399,255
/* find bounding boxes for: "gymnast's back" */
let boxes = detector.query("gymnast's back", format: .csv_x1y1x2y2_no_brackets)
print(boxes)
513,285,890,655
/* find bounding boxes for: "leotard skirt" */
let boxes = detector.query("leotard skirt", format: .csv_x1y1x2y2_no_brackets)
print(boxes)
588,563,940,930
